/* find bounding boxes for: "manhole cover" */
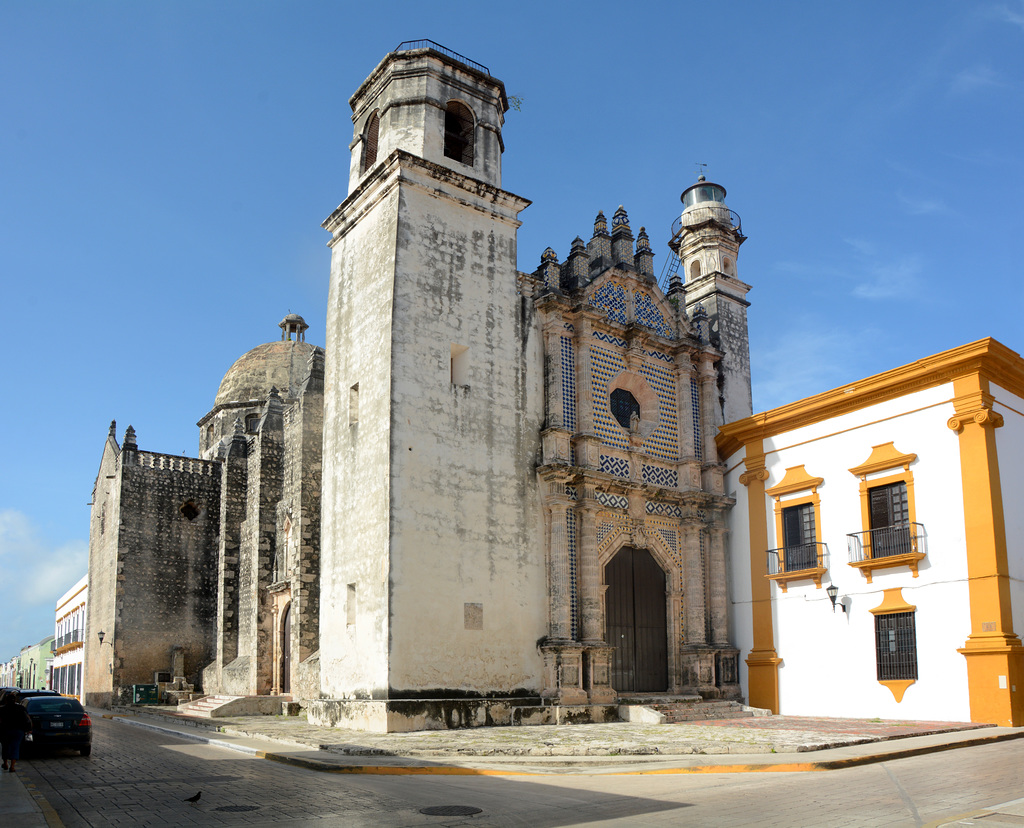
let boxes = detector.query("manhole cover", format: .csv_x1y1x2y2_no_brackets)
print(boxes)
420,805,483,816
214,805,261,813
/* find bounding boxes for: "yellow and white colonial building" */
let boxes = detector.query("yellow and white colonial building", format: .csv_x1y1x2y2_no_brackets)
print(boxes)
720,338,1024,727
53,575,88,701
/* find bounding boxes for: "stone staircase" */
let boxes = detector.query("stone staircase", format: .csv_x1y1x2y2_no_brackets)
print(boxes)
618,694,767,725
178,694,241,718
177,694,296,718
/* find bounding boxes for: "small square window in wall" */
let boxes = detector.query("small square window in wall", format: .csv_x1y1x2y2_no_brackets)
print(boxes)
464,603,483,630
451,344,469,386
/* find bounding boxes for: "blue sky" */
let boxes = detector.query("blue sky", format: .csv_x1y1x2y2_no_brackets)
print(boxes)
2,1,1022,663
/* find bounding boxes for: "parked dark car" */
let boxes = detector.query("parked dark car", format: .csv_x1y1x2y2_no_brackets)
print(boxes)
2,688,59,699
21,695,92,756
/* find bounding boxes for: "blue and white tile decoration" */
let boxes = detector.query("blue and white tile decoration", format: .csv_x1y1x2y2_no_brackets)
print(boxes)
646,501,682,517
600,454,630,478
639,360,678,461
690,378,702,461
591,281,628,325
565,484,578,500
560,337,577,432
643,464,679,488
567,509,578,639
597,491,629,510
592,330,628,349
634,290,674,339
591,348,629,450
645,349,674,363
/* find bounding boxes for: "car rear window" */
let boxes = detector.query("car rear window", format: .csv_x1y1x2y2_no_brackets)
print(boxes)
25,698,84,714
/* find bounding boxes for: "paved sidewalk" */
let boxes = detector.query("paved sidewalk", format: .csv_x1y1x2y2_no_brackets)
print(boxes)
0,766,52,828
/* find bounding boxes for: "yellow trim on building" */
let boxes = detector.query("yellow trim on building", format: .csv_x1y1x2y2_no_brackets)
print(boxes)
765,466,826,591
847,443,922,583
717,338,1024,461
739,441,780,713
950,373,1024,727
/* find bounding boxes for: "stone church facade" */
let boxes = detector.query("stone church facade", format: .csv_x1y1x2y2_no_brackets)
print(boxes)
84,43,754,730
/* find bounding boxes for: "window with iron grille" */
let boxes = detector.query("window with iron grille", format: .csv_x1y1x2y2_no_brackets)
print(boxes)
610,388,640,430
875,611,918,681
361,111,379,173
443,101,475,165
869,481,911,558
781,502,818,571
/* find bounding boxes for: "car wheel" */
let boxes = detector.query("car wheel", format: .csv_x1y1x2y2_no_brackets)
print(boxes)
80,746,91,757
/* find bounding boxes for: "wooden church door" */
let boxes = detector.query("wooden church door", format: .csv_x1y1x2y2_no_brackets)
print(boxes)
606,547,668,692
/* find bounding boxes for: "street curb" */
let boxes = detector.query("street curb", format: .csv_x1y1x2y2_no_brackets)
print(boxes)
105,714,261,756
619,729,1024,775
106,714,1024,776
18,772,65,827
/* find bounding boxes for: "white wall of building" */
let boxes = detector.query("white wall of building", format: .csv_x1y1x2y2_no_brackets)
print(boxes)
992,383,1024,646
728,382,979,721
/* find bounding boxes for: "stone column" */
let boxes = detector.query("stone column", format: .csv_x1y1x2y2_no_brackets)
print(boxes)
575,317,594,435
697,354,719,465
577,495,603,644
680,518,707,646
706,522,730,647
539,308,567,430
546,495,575,643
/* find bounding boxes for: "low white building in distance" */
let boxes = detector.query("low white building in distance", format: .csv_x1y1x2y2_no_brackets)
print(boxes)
720,338,1024,727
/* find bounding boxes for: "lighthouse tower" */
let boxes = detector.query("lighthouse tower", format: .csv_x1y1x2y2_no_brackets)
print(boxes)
673,177,752,426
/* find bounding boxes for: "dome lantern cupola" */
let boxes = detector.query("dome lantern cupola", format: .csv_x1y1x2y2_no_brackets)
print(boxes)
280,313,308,342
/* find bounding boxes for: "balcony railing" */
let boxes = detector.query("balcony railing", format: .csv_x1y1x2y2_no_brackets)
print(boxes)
393,40,490,76
767,542,828,576
54,629,83,650
847,523,926,582
847,524,926,563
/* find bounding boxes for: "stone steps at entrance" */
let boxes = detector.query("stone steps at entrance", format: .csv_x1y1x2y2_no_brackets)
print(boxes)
177,694,294,718
651,700,753,723
617,694,761,725
178,695,242,717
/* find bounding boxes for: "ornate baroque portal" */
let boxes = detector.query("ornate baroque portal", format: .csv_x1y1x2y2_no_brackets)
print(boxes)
528,206,741,704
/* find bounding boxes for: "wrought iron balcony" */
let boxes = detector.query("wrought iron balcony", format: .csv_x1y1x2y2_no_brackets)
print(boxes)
54,629,83,652
766,542,829,591
847,523,926,583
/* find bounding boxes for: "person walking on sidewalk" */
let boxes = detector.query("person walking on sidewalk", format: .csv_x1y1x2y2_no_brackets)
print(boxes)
0,691,33,772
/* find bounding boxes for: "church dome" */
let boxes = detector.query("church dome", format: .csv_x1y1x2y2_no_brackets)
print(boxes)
213,315,319,408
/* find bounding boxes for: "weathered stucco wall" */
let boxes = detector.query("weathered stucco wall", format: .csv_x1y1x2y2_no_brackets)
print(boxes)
84,434,121,706
386,165,543,695
319,174,400,699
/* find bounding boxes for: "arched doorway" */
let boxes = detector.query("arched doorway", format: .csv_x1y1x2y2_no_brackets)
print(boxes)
280,604,291,694
605,547,668,692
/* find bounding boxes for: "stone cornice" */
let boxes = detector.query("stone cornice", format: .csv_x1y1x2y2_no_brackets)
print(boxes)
717,338,1024,460
322,149,530,239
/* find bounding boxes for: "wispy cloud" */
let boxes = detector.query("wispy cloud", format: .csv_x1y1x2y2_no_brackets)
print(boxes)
849,253,925,301
896,192,947,216
950,63,1005,95
992,1,1024,31
0,510,87,659
752,323,882,412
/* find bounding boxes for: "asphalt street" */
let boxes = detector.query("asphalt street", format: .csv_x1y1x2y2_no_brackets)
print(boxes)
14,715,1024,827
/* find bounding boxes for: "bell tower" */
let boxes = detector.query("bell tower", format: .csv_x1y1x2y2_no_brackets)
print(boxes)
316,43,541,731
346,41,508,194
673,177,752,426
